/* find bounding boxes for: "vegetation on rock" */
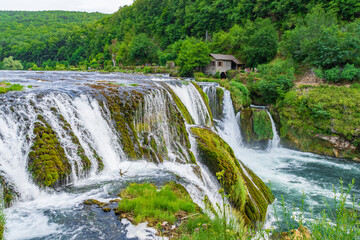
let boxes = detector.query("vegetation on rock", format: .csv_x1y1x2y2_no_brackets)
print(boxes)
240,109,273,147
0,82,24,94
0,175,19,208
28,115,71,188
115,182,199,226
191,127,274,224
276,85,360,159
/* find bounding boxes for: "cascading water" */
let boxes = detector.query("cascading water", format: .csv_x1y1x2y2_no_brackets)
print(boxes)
2,71,359,239
0,72,228,240
165,81,211,127
204,84,360,230
266,110,280,149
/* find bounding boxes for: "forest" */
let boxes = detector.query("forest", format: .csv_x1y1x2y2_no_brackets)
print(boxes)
0,0,359,80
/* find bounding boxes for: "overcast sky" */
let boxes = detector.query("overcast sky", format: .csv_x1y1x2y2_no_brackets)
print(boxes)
0,0,134,14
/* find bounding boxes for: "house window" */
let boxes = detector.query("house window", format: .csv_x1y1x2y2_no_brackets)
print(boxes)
218,61,222,67
211,61,215,67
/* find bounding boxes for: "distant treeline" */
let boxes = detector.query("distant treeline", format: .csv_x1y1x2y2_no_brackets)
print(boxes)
0,1,359,76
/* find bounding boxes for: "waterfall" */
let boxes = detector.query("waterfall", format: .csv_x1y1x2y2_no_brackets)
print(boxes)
165,81,211,127
202,83,221,119
266,110,280,149
215,90,243,148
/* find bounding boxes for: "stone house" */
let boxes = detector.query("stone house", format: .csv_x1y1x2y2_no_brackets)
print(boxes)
204,54,243,76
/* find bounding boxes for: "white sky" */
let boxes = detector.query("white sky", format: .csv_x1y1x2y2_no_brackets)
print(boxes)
0,0,134,14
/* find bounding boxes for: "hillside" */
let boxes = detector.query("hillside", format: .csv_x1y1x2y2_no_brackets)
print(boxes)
0,11,106,67
0,1,359,71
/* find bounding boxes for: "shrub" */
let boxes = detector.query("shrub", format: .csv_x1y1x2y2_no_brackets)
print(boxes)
194,72,206,79
214,71,221,79
143,66,153,74
324,67,341,82
341,64,359,82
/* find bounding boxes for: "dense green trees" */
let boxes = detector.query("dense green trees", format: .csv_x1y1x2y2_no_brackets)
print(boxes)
3,56,23,70
0,11,105,68
176,38,211,76
281,6,359,69
0,2,358,72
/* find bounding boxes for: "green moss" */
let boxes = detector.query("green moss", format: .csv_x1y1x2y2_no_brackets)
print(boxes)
277,86,360,159
116,182,199,225
191,82,213,126
0,81,24,94
240,109,273,146
191,127,274,224
90,147,104,173
253,110,273,141
28,115,71,188
100,90,144,159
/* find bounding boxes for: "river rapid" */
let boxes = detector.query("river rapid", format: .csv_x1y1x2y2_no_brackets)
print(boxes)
0,71,359,239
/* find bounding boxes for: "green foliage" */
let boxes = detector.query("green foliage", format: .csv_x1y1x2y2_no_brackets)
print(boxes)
274,179,360,239
176,38,211,77
210,19,278,67
277,86,360,158
281,6,360,69
241,19,278,67
117,182,198,225
0,11,105,66
249,59,295,104
0,82,24,94
0,201,4,240
2,56,23,70
324,67,341,82
229,81,251,109
129,34,159,64
341,64,360,81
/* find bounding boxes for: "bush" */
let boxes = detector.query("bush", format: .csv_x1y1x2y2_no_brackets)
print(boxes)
214,71,221,79
341,64,359,82
143,66,153,74
324,67,341,83
194,72,206,79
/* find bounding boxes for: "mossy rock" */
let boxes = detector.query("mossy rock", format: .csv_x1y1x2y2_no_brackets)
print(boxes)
191,127,274,225
98,89,144,159
240,108,273,148
93,84,194,164
28,115,71,188
134,89,194,164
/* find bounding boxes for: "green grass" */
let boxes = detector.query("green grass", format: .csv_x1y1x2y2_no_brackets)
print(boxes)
273,179,360,240
0,82,24,94
117,182,198,225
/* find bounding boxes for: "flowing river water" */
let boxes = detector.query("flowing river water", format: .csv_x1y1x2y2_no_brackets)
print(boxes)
0,71,359,239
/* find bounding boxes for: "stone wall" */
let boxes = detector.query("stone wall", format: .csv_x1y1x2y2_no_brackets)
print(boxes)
204,60,232,75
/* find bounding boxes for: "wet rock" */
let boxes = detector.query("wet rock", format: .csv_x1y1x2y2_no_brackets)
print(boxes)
83,199,107,208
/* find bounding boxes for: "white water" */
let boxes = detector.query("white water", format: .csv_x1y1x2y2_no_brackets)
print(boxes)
2,73,360,239
266,110,280,149
208,85,360,230
166,82,211,127
0,78,225,240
